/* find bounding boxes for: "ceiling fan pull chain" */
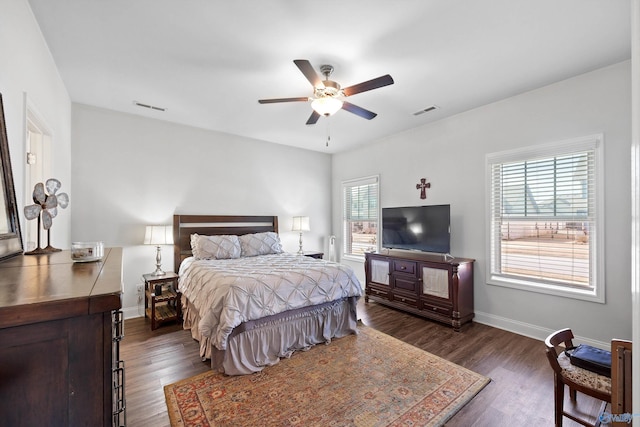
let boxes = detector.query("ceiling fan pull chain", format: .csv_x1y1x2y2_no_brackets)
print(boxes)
326,118,330,147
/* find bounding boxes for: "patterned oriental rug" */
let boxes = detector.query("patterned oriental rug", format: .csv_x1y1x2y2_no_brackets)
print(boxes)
164,324,490,426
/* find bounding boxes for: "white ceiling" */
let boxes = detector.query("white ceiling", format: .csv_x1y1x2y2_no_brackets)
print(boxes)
27,0,630,154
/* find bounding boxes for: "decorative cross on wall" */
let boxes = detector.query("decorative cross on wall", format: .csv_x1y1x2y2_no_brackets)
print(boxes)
416,178,431,199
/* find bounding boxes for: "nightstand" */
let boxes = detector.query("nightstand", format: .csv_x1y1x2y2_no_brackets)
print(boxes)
143,272,181,330
302,251,324,259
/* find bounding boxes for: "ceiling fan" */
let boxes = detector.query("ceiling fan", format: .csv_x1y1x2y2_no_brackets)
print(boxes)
258,59,394,125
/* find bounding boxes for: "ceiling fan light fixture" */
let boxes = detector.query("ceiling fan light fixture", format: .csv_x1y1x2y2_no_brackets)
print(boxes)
258,59,394,124
311,97,343,116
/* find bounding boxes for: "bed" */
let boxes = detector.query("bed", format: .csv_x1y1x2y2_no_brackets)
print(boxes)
173,214,362,375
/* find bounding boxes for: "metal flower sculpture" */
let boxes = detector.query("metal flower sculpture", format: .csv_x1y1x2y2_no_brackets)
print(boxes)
24,178,69,254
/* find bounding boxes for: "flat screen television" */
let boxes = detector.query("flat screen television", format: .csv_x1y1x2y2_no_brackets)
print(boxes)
381,204,451,254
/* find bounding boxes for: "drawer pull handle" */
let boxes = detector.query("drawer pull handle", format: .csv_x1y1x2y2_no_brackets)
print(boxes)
400,266,406,270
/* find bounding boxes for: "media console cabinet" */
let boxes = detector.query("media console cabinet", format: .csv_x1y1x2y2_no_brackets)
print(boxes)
0,248,124,426
364,250,475,331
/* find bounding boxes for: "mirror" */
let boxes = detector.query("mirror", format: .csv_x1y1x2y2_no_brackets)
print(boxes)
0,93,24,261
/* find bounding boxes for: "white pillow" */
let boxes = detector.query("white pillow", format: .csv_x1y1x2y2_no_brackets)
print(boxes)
239,232,284,257
190,234,242,260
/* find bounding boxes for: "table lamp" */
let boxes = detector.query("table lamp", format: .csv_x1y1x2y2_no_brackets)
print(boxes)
291,216,310,255
144,225,174,275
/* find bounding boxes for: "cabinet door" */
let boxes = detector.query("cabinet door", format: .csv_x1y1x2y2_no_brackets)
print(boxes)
370,259,390,286
0,321,69,426
392,260,418,293
422,266,450,299
393,274,419,293
0,314,108,426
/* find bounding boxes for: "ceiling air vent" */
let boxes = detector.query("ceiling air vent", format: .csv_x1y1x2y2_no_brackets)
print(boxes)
413,105,439,116
133,101,166,112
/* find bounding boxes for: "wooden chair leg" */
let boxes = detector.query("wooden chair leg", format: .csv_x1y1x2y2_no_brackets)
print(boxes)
569,387,577,401
554,375,564,427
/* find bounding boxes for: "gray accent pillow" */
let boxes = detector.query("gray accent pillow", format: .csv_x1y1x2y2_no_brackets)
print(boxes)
239,232,284,257
191,234,242,260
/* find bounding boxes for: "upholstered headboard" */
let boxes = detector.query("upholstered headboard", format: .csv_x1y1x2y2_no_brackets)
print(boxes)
172,214,279,273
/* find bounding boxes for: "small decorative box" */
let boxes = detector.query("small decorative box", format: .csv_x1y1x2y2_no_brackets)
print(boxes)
71,241,104,262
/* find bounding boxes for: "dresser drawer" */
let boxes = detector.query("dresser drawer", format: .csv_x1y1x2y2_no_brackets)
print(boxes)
367,286,389,299
392,293,418,308
422,301,453,317
393,260,417,275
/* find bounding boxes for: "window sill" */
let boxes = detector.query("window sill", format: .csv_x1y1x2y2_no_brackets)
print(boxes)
487,274,604,303
341,254,365,263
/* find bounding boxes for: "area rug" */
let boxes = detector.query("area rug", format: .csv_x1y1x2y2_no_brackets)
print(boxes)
164,324,490,426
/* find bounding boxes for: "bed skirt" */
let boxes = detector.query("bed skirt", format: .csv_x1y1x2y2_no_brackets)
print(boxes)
182,296,359,375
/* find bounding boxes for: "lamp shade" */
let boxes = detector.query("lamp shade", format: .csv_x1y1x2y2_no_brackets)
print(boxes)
291,216,310,232
311,97,343,116
144,225,174,245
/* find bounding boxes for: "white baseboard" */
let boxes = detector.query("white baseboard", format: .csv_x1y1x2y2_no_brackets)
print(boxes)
474,310,610,350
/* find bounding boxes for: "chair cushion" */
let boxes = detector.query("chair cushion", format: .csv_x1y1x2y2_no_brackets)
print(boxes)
558,352,611,396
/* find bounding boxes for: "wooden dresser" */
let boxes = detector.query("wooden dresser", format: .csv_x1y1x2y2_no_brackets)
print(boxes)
365,250,475,331
0,248,125,426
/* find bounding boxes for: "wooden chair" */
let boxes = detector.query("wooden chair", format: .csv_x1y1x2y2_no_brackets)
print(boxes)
545,328,611,427
610,339,632,426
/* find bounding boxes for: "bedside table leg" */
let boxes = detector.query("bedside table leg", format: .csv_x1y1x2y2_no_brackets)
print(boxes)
176,293,182,323
151,294,157,330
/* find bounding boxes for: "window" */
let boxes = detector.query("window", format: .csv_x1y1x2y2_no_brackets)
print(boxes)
342,176,379,259
486,135,604,302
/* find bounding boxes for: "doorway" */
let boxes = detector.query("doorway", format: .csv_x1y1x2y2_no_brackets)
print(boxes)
24,98,52,251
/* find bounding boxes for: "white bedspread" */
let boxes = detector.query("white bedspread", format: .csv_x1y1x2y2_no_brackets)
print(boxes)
178,253,362,350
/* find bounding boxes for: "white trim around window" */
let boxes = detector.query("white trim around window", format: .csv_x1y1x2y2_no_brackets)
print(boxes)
485,134,605,303
342,175,380,261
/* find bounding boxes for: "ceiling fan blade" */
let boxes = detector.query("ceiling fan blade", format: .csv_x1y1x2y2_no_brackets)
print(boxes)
306,111,321,125
258,97,309,104
342,101,377,120
294,59,324,89
342,74,394,97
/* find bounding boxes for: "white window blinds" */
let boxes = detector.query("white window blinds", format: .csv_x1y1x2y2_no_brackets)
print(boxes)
486,135,603,302
344,179,378,222
342,176,379,257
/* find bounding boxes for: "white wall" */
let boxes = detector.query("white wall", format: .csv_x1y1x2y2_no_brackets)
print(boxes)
0,0,72,248
332,61,631,345
71,104,332,317
630,0,639,415
4,0,631,348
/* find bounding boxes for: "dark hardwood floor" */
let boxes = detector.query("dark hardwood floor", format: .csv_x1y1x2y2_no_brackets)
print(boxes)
121,299,606,426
